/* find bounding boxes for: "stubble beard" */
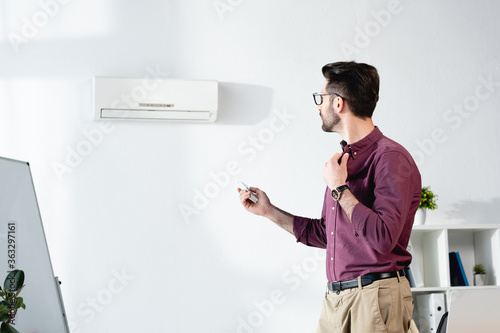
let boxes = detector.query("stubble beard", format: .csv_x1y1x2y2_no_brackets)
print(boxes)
321,111,340,133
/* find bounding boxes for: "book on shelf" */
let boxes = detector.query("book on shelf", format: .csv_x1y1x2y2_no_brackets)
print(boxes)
455,251,469,286
404,266,416,288
407,240,424,288
449,252,469,286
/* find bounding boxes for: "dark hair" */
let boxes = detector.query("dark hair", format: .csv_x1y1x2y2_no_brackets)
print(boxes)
322,61,380,118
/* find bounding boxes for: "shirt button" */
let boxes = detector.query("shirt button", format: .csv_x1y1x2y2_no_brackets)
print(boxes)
330,257,334,261
332,206,335,211
331,232,334,235
353,152,357,156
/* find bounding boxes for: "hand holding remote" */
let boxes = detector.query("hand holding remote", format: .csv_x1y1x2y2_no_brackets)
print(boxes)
238,181,258,203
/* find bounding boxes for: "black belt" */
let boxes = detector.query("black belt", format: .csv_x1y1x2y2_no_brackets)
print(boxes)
327,269,405,292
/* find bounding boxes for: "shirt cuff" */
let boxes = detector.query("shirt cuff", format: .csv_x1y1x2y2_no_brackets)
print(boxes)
292,215,308,243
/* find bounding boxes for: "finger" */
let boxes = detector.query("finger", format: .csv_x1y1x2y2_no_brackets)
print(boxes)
239,189,250,197
239,191,251,204
327,153,342,165
340,152,350,166
238,187,249,198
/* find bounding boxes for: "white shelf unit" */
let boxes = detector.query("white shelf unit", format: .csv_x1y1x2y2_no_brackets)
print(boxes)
409,225,500,332
410,224,500,294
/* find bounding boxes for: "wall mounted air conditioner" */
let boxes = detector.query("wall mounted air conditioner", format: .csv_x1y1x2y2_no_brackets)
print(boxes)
93,77,218,122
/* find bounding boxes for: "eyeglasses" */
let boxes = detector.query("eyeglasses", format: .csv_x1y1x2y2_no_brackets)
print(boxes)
312,92,345,105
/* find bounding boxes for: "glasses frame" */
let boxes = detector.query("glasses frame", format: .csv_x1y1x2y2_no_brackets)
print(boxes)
313,92,346,105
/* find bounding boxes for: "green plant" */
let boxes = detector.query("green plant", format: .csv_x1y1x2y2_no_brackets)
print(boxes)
473,264,486,275
0,270,26,333
419,186,438,210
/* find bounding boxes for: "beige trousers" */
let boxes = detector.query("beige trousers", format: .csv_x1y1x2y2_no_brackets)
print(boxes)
316,275,419,333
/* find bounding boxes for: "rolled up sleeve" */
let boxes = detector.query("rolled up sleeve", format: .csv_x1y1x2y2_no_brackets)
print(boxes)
293,215,327,249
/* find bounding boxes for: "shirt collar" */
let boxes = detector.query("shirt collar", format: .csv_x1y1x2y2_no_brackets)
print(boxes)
340,126,383,159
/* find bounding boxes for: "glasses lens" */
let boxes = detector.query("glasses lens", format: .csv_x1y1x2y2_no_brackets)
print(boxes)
313,94,322,105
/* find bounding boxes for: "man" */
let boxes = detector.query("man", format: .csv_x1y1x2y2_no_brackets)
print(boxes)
238,61,421,333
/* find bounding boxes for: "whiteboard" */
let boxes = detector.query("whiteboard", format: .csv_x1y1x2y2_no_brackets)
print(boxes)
0,156,69,333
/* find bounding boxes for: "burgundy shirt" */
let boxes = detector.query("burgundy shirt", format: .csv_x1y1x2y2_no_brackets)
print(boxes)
293,127,421,282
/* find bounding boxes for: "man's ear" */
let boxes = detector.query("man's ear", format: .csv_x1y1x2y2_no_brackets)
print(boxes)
335,97,346,113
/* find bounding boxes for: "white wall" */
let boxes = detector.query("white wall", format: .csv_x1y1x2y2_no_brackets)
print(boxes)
1,0,499,332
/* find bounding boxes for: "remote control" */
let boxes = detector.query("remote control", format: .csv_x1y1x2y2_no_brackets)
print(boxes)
238,181,258,203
